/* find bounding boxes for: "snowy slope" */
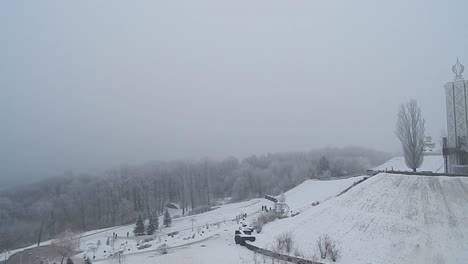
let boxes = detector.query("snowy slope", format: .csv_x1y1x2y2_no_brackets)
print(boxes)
253,173,468,264
373,155,444,172
284,176,363,212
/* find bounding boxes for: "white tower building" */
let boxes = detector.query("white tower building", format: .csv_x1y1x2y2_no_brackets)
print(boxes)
444,58,468,173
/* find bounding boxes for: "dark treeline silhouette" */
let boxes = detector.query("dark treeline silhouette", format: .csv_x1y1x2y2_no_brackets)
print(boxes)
0,147,391,251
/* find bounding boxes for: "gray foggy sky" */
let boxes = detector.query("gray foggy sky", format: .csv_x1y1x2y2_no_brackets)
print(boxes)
1,0,467,188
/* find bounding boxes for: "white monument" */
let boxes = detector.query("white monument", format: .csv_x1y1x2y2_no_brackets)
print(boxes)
444,58,468,173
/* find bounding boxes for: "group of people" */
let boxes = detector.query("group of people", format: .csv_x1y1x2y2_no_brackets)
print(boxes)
261,205,271,212
235,213,248,221
111,232,130,238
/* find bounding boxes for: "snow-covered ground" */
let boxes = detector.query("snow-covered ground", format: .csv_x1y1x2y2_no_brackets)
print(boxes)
283,176,363,212
252,156,468,264
373,155,444,172
64,176,362,264
5,156,458,264
90,229,264,264
2,175,363,264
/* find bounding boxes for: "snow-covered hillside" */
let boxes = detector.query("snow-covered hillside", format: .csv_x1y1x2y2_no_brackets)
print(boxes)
253,172,468,264
5,156,456,264
283,176,362,211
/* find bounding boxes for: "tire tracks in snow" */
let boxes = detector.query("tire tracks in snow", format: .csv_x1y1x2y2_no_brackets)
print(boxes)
433,178,458,228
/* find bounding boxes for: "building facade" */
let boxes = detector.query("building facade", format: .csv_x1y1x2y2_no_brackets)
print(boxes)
444,59,468,173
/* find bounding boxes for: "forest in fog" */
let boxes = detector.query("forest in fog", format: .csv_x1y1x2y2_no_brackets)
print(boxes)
0,147,391,251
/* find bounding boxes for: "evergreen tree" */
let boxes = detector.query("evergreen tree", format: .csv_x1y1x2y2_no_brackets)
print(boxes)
133,215,145,236
146,211,159,235
66,258,74,264
163,209,172,227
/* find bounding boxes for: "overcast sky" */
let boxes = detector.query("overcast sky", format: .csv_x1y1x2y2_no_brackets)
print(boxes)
1,0,467,188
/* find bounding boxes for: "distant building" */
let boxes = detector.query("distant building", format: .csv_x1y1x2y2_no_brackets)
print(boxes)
423,136,436,152
443,58,468,173
164,203,182,217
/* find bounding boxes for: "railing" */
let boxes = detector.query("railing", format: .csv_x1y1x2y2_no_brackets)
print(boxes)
371,170,468,177
336,176,370,197
243,241,324,264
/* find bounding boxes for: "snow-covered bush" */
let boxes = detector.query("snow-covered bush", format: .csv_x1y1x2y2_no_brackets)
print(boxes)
254,211,279,233
293,248,304,258
317,234,329,259
275,231,294,254
254,222,263,233
328,242,340,262
316,234,340,261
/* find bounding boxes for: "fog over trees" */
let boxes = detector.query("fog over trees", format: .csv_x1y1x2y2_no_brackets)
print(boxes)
0,147,390,251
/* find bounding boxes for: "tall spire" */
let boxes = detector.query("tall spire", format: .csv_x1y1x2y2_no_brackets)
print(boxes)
452,57,464,81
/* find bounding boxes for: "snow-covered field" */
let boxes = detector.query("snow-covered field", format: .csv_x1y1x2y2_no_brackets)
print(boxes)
5,155,461,264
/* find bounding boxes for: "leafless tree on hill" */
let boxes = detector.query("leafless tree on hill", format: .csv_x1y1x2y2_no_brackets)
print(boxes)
396,99,425,172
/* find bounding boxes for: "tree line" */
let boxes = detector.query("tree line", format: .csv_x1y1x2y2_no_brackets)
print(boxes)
0,146,391,251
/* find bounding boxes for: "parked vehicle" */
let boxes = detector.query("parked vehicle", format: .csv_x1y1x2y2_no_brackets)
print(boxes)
137,243,152,250
240,223,254,235
234,230,256,245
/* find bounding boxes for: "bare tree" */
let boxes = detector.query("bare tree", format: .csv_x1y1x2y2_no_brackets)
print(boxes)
53,230,81,264
396,99,425,172
111,250,126,264
34,200,52,246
